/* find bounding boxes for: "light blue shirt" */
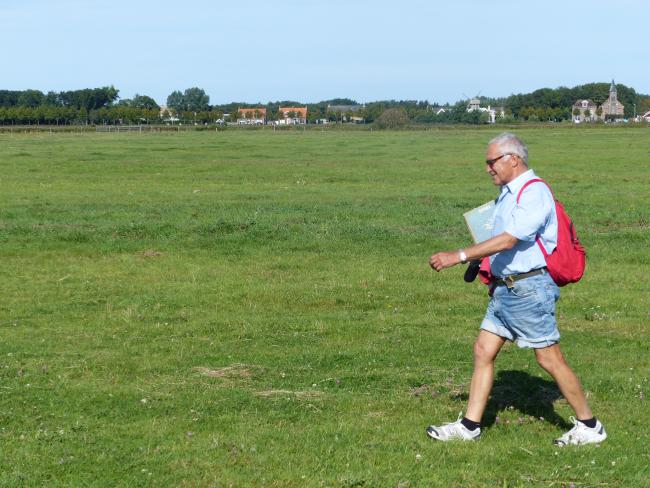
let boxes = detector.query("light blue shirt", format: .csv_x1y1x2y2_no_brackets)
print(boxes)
490,169,558,278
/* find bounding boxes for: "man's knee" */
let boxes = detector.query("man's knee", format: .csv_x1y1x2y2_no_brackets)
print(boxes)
535,353,554,373
473,339,498,365
535,345,567,373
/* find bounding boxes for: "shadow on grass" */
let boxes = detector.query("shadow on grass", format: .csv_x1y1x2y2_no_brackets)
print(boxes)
454,369,571,429
487,370,571,429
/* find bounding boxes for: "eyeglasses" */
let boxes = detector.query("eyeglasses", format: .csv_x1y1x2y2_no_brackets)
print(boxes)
485,153,517,167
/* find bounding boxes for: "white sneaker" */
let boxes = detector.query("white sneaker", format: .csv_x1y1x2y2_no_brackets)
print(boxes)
554,417,607,446
426,413,481,441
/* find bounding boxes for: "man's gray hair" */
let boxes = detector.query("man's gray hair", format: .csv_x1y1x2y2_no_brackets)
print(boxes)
489,132,528,166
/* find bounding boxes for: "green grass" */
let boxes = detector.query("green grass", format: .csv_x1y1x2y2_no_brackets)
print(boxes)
1,128,649,487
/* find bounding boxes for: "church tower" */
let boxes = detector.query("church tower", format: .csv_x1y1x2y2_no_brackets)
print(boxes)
600,78,625,120
608,79,618,106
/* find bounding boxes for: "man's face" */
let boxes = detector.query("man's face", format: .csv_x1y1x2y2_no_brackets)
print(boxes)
485,143,516,186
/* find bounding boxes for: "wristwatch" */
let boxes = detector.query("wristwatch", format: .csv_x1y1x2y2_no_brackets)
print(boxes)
458,249,468,264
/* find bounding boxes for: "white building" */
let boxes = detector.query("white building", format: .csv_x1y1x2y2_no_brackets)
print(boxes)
467,99,503,123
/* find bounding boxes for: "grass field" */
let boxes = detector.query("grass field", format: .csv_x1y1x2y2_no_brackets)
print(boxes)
1,127,649,487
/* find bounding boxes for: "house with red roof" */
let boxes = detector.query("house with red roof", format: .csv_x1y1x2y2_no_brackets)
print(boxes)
278,107,307,125
237,107,267,125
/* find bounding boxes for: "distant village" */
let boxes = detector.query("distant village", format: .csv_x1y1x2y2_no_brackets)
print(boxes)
158,80,646,125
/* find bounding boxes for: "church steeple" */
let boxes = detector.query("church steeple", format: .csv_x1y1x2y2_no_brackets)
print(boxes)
609,79,617,105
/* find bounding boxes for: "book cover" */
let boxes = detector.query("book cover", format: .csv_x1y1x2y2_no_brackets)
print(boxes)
463,200,496,243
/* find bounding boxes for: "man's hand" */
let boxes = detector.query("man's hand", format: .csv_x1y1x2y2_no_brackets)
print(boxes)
428,233,517,273
429,251,461,272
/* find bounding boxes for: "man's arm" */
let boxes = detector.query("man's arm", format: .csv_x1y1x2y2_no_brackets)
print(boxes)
429,232,518,272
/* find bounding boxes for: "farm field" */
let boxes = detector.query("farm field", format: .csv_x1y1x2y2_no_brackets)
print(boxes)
1,127,649,487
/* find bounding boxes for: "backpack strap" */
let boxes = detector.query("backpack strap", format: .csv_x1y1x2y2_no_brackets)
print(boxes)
515,178,553,258
516,178,552,203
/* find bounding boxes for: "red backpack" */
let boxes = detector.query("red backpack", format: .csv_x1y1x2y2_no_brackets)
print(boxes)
479,179,585,287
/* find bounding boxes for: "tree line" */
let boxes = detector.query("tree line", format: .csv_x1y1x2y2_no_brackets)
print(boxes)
0,86,223,125
0,87,119,110
1,83,648,126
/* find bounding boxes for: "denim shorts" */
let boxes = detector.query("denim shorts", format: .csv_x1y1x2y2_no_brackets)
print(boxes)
480,272,560,349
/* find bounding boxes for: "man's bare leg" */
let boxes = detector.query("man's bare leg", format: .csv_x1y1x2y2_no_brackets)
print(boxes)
534,344,593,419
465,330,506,422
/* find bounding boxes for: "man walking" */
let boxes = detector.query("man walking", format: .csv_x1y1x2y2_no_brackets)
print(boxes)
427,133,606,446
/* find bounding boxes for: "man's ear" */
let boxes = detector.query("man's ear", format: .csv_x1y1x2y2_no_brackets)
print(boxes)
510,155,521,167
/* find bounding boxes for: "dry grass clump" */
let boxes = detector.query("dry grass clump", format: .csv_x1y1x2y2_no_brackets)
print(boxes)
196,364,258,378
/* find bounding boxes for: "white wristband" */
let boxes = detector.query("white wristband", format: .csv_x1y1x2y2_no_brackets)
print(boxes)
458,249,468,264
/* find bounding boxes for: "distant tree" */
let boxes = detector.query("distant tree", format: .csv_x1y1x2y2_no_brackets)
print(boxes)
102,86,120,107
638,95,650,114
166,91,184,114
97,107,110,124
572,107,580,118
43,91,60,106
78,107,88,124
193,110,210,124
40,106,53,124
596,106,603,118
497,112,516,124
461,109,489,124
17,89,45,107
167,87,210,113
0,90,20,107
320,98,358,106
131,94,160,110
584,108,591,120
413,111,436,124
269,109,282,122
559,107,572,120
183,87,210,112
374,107,409,129
58,87,118,110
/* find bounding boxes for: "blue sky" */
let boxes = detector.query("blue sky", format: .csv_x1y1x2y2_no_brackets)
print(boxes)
3,0,648,105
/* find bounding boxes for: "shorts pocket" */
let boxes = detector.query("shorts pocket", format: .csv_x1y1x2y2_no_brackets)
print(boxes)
541,283,559,315
510,280,537,298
